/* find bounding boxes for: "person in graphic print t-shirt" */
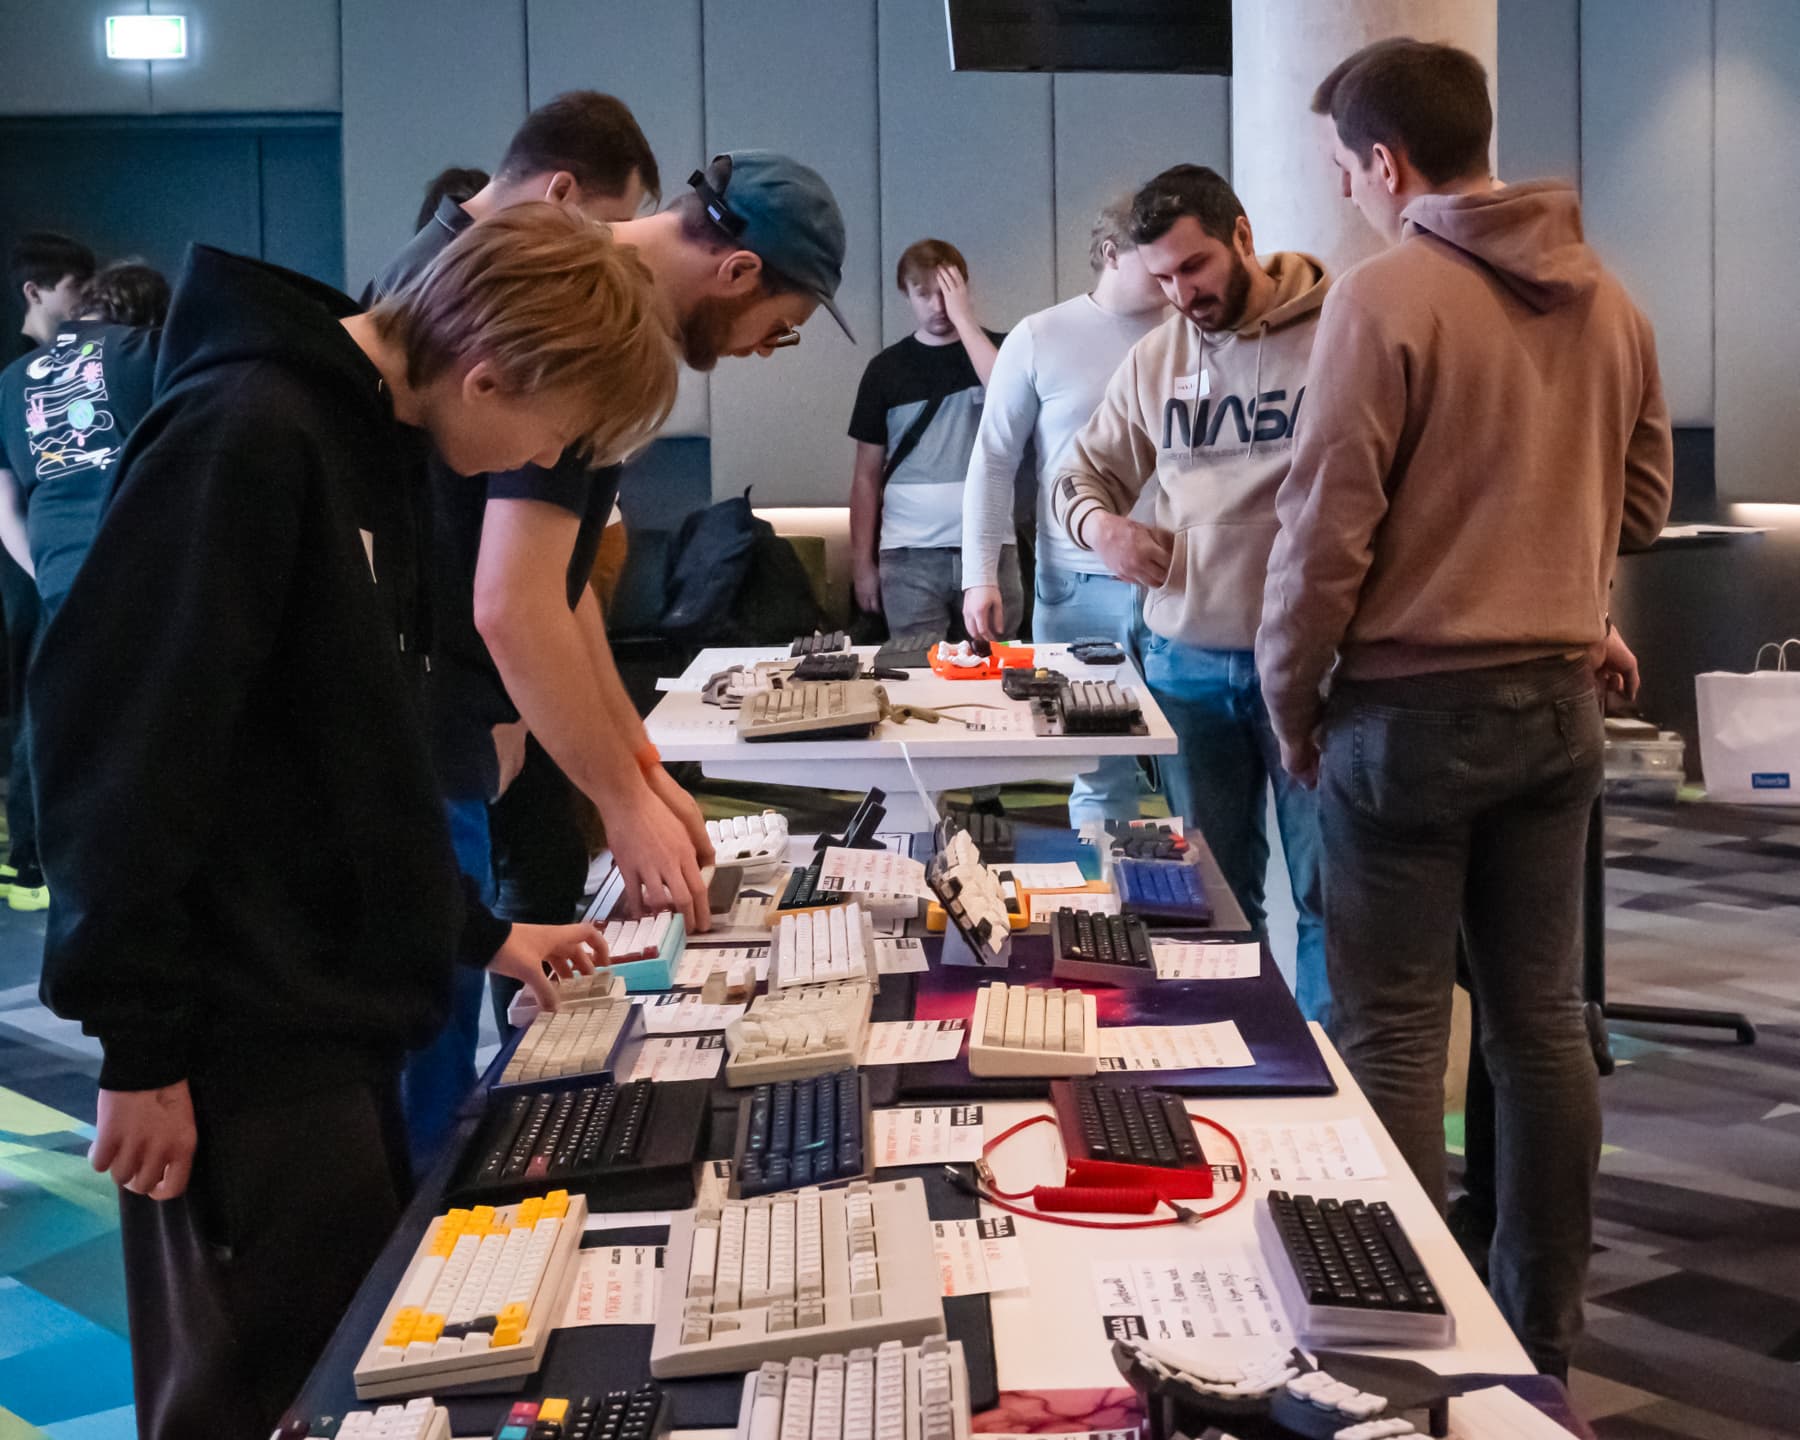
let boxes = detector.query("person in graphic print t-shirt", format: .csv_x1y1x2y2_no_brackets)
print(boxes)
1050,165,1333,1029
847,238,1013,638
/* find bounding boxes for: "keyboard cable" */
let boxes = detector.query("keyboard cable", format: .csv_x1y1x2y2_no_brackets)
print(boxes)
943,1110,1248,1231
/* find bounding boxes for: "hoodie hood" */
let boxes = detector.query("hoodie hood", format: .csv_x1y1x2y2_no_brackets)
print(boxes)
157,245,386,410
1232,250,1329,338
1401,181,1600,313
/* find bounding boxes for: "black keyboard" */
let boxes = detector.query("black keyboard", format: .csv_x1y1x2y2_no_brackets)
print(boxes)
451,1078,710,1209
793,651,862,681
776,856,848,911
1257,1192,1454,1346
1114,857,1212,923
1106,821,1190,860
1055,680,1144,735
1053,1078,1208,1172
791,630,849,657
733,1069,869,1196
1050,908,1155,986
944,805,1016,861
494,1384,668,1440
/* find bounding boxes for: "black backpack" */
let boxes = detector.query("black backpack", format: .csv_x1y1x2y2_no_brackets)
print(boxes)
661,488,827,646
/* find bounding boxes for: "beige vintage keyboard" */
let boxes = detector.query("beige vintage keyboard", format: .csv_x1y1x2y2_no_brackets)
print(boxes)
770,903,877,991
738,682,886,742
354,1190,587,1398
650,1179,945,1378
709,811,791,878
500,974,634,1086
968,982,1099,1077
726,982,873,1087
735,1339,971,1440
324,1398,451,1439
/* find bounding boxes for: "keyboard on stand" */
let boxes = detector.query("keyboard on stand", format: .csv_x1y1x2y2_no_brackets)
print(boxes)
492,1384,669,1440
451,1078,710,1210
725,982,873,1087
925,830,1012,964
315,1398,450,1439
499,979,635,1087
733,1070,870,1197
969,982,1098,1077
354,1190,587,1399
1113,857,1213,924
775,855,849,914
791,631,850,657
1050,908,1156,986
735,1339,972,1440
708,811,791,879
1050,1079,1212,1196
771,903,877,990
1256,1192,1454,1347
739,682,885,742
650,1179,946,1378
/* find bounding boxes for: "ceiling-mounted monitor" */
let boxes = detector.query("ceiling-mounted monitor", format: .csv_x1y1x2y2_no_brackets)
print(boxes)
945,0,1231,75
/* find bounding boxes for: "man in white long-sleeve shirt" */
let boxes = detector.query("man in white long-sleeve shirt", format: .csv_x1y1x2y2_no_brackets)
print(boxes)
960,197,1167,823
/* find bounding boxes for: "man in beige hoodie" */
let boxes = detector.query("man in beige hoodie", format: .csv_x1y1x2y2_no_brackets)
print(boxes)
1052,165,1332,1025
1255,40,1673,1375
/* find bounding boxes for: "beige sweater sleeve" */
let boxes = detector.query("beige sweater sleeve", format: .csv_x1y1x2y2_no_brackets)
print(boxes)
1255,286,1404,750
1620,318,1675,553
1050,344,1158,549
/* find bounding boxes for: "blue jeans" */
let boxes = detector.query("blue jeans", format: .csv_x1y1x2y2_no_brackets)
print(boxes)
401,795,493,1172
1033,565,1141,826
1320,658,1603,1373
1134,623,1328,1025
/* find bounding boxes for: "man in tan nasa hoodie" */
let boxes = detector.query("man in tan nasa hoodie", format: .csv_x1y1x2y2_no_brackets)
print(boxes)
1255,41,1673,1376
1053,165,1332,1026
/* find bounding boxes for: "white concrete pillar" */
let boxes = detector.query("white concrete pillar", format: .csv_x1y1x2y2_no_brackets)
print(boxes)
1231,0,1498,276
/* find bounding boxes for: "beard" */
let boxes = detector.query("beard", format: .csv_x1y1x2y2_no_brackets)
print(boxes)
681,291,761,371
1183,250,1252,332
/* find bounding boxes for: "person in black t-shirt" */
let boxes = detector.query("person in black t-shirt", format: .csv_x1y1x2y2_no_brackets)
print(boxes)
848,238,1019,639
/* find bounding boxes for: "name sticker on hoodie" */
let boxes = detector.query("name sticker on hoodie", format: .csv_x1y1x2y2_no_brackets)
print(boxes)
1172,372,1210,400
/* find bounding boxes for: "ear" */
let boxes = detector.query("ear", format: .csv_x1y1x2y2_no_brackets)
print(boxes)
1371,143,1403,195
542,170,579,205
460,357,504,404
1234,212,1257,259
716,249,764,297
1099,240,1118,270
20,281,41,308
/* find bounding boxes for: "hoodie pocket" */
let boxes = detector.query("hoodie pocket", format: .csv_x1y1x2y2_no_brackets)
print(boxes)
1139,527,1189,635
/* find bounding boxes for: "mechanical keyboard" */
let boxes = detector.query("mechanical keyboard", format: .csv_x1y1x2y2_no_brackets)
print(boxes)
650,1178,946,1378
1113,857,1213,924
733,1070,870,1197
969,982,1098,1077
499,978,635,1087
1257,1192,1454,1347
492,1385,668,1440
942,805,1016,861
795,652,863,682
1050,1079,1212,1196
1031,680,1145,737
708,811,791,879
354,1190,587,1399
735,1339,972,1440
1105,820,1189,860
451,1078,709,1210
775,855,850,913
770,904,877,990
596,912,687,990
725,982,873,1087
506,970,628,1028
1049,908,1156,986
315,1398,450,1440
739,682,885,742
792,630,850,657
925,831,1011,963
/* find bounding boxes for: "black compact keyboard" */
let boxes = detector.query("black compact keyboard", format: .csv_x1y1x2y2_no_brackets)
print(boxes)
451,1078,710,1209
776,855,848,912
1114,857,1213,923
794,651,862,681
944,804,1016,861
791,630,849,657
733,1069,870,1196
494,1384,669,1440
1053,1078,1209,1174
1257,1192,1454,1346
1106,821,1190,860
1050,908,1156,986
1053,680,1145,735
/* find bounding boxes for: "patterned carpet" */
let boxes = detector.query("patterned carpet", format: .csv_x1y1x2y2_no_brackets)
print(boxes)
0,789,1795,1437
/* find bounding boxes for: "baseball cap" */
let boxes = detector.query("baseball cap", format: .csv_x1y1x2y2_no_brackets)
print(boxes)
688,150,854,342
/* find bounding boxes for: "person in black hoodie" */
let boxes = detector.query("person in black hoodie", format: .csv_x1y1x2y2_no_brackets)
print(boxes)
31,202,679,1440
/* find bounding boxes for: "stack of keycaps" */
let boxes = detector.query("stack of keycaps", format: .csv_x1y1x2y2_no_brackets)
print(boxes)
734,1070,868,1196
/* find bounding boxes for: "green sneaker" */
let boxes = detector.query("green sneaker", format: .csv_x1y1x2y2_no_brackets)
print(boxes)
7,883,47,912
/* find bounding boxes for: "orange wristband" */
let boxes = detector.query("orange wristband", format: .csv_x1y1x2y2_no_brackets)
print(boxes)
633,740,661,772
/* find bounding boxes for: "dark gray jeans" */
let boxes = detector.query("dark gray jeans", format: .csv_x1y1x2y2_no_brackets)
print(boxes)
879,544,1023,640
1319,656,1603,1373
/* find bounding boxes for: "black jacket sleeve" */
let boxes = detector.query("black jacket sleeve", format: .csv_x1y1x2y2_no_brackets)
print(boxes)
33,398,305,1090
458,876,511,969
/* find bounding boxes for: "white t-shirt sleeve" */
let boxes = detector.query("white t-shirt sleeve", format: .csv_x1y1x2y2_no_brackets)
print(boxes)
960,321,1039,587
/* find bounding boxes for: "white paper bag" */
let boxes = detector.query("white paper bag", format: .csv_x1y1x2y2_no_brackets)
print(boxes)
1696,641,1800,804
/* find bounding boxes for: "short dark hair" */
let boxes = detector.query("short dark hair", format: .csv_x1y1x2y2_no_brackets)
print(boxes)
81,260,170,328
415,166,489,232
1128,165,1245,250
496,91,660,207
1312,39,1492,186
896,239,967,292
10,230,97,292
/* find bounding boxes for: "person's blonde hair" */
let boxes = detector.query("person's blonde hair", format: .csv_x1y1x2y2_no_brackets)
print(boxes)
372,201,678,465
1088,192,1137,272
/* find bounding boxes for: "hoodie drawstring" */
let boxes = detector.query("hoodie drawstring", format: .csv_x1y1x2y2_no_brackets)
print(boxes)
1248,328,1268,458
1189,325,1206,458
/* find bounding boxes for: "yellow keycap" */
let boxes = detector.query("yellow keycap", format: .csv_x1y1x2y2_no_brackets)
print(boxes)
516,1198,543,1226
470,1205,497,1229
492,1323,523,1347
383,1309,418,1347
415,1314,445,1343
443,1208,471,1231
498,1302,528,1330
540,1399,569,1423
542,1189,569,1219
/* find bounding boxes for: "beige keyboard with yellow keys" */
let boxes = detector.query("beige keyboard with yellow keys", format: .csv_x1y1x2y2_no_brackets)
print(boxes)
353,1190,588,1399
968,982,1099,1077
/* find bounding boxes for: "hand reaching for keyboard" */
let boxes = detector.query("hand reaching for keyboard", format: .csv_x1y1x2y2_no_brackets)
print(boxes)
611,785,712,934
489,921,607,1013
92,1079,196,1200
